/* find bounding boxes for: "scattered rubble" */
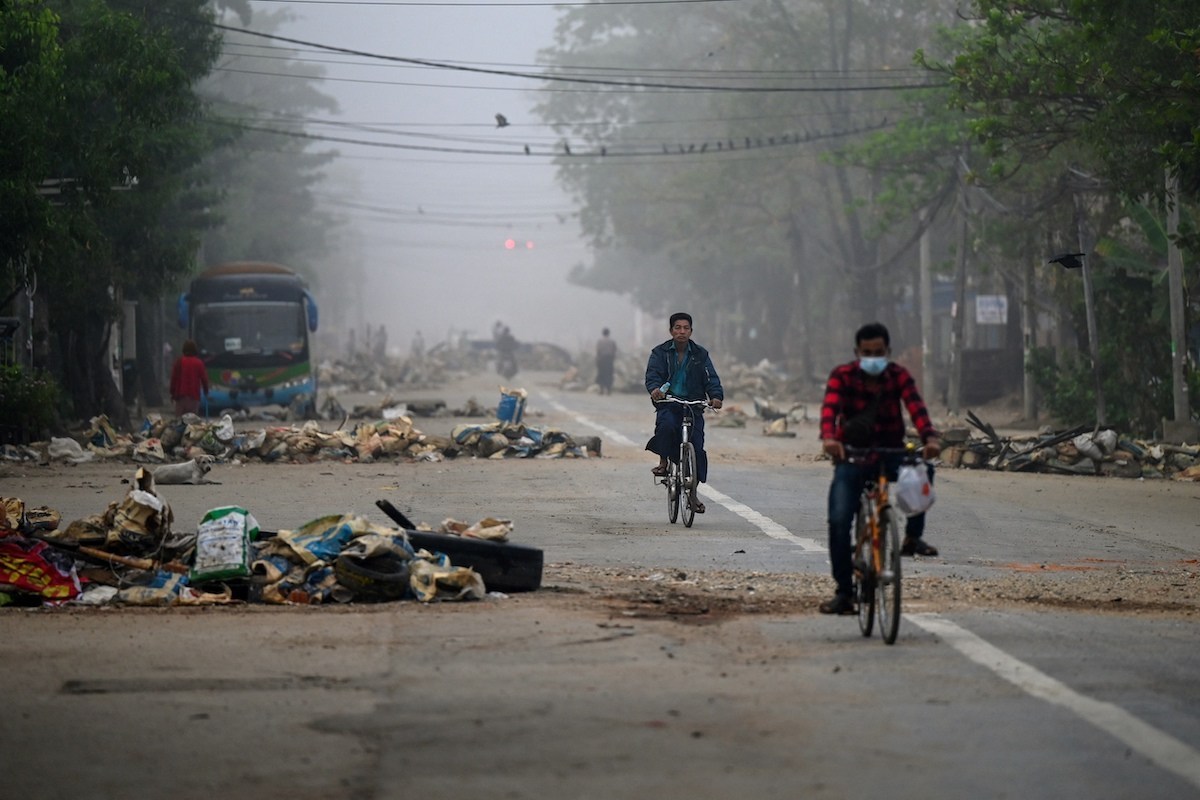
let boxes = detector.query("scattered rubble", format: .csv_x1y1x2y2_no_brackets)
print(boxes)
941,411,1200,480
0,401,599,467
1,475,540,608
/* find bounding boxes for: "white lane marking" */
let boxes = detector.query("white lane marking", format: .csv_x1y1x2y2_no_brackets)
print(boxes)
698,484,825,551
541,393,637,447
909,613,1200,790
540,391,826,553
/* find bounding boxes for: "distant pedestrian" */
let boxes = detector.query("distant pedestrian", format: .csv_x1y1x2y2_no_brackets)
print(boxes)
170,339,210,417
595,327,617,395
496,325,518,380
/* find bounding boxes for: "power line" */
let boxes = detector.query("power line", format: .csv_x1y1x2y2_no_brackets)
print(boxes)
206,21,946,93
218,39,930,79
249,0,739,6
208,94,910,129
209,116,893,158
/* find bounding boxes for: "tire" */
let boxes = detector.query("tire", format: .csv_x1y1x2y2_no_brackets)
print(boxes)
680,443,696,527
334,554,411,602
855,496,875,638
877,505,903,644
404,530,543,593
667,467,680,524
681,441,698,493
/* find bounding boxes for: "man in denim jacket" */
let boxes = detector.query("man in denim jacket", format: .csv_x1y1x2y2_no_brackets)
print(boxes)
644,312,724,511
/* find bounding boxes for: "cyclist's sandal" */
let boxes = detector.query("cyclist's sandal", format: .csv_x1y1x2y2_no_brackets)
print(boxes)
693,501,706,513
651,464,668,476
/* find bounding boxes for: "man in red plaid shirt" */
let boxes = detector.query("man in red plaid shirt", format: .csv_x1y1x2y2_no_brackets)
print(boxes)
818,322,942,615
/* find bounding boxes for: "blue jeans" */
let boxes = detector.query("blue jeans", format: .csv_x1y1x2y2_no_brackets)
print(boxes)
646,404,708,483
827,456,932,597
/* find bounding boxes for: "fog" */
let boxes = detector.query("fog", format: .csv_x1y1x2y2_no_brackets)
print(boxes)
262,2,643,357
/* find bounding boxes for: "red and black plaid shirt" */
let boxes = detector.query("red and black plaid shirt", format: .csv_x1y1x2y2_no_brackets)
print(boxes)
819,361,938,446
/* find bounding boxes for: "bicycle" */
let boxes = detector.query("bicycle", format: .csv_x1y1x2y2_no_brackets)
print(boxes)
653,396,710,528
845,444,922,645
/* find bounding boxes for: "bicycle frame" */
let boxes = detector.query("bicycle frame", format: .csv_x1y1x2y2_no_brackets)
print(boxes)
846,445,917,645
655,396,709,527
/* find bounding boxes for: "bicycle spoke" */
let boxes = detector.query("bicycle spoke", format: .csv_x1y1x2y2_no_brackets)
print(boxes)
878,505,903,644
667,467,680,524
855,499,875,637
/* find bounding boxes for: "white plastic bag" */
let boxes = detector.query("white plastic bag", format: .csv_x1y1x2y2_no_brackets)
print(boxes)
894,464,935,517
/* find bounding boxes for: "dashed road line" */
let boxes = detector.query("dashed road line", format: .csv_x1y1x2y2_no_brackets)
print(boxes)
545,391,1195,787
909,613,1200,791
697,484,825,551
541,393,638,447
540,390,825,553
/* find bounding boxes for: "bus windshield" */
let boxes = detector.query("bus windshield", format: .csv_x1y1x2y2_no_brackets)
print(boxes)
193,301,308,359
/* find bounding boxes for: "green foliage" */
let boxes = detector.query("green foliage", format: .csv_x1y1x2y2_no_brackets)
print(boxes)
0,1,225,419
0,0,65,271
1028,256,1182,437
923,1,1200,213
0,364,62,435
196,8,339,287
534,0,960,367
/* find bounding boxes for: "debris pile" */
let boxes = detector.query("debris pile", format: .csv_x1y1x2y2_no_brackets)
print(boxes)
559,353,809,400
0,406,598,466
0,474,542,608
942,412,1200,480
319,350,447,394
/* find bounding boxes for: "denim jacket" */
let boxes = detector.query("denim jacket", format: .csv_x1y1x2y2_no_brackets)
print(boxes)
644,339,723,402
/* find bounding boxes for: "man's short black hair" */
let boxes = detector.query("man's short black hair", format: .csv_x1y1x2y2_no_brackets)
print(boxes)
669,312,693,328
855,322,890,347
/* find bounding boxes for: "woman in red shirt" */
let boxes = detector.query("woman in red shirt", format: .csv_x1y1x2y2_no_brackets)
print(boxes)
170,339,210,417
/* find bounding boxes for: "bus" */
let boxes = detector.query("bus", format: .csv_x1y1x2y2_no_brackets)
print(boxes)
177,262,318,410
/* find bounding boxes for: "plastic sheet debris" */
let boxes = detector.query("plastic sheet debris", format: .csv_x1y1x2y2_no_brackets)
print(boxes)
0,536,82,602
48,437,93,464
439,517,513,542
409,552,485,602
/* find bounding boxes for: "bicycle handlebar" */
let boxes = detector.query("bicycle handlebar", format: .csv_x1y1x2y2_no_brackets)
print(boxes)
842,444,924,466
843,445,915,455
653,395,712,408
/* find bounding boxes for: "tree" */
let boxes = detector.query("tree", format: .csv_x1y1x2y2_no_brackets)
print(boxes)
919,0,1200,215
0,0,64,280
536,0,959,375
20,0,223,426
196,7,340,283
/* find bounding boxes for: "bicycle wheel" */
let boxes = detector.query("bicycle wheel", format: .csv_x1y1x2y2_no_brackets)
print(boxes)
667,464,680,524
681,443,697,527
682,440,698,492
877,504,903,644
854,495,875,637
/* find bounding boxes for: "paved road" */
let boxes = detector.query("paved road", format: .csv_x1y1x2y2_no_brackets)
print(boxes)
1,369,1197,800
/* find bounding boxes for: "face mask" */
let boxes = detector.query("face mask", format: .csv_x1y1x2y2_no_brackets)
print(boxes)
859,356,888,376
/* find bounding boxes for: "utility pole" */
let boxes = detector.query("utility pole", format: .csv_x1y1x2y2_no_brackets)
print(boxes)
1022,254,1037,421
1073,191,1106,429
947,195,967,415
919,207,936,404
1165,169,1189,423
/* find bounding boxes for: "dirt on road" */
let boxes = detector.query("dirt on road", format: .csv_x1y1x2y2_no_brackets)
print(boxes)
3,367,1198,623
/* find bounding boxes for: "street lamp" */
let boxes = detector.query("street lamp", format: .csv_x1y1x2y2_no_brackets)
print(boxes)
1049,251,1105,430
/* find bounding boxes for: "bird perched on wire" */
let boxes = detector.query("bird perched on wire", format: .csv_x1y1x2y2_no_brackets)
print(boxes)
1049,252,1085,269
495,113,509,128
